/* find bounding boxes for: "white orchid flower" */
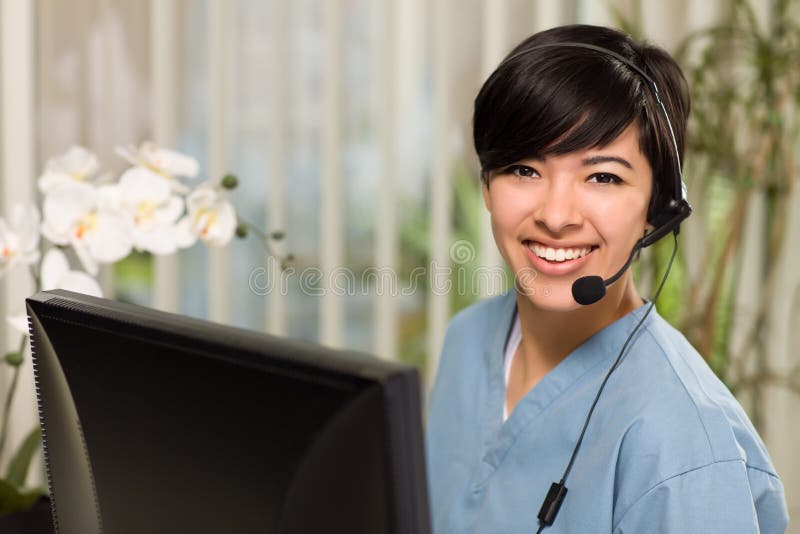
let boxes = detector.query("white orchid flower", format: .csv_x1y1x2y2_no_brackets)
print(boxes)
175,183,237,248
116,142,199,193
0,204,41,277
38,145,100,193
40,248,103,295
6,313,28,335
6,247,102,334
117,167,185,255
41,181,134,275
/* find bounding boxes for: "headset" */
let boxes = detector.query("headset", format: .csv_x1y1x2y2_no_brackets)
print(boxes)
497,42,692,532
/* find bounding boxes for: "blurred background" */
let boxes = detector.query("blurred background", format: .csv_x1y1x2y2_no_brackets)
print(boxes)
0,0,797,523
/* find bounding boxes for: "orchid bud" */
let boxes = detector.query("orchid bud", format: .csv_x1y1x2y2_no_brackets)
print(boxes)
5,351,22,367
221,174,239,190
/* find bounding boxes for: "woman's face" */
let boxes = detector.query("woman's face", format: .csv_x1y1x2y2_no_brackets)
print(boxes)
483,123,653,311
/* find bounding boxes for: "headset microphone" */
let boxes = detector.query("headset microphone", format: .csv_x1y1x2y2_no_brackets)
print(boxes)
571,246,640,305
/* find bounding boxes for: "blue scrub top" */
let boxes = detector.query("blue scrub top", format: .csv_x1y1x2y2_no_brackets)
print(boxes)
426,291,789,533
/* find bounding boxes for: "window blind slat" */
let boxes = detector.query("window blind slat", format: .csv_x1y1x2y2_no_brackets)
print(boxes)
207,0,231,323
266,0,287,336
478,0,508,298
427,0,453,386
0,0,38,484
374,0,398,359
320,0,344,347
152,0,180,313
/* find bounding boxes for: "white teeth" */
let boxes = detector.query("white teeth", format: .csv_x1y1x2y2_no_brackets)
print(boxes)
528,243,592,262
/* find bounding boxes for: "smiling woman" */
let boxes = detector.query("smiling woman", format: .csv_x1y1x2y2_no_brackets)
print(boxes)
425,25,789,534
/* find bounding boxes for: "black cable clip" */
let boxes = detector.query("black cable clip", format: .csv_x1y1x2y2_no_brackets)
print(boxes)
537,482,568,526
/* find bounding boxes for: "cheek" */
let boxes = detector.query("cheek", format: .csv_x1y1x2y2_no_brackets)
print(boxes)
489,211,516,262
489,195,534,244
586,194,649,245
488,189,536,228
486,191,535,265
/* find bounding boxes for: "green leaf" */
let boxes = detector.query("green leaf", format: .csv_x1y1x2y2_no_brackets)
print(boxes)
5,427,42,488
4,352,22,367
766,110,782,127
0,478,44,517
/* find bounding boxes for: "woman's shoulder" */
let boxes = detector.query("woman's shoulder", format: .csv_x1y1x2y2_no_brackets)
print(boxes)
431,292,514,387
610,310,779,481
607,311,787,531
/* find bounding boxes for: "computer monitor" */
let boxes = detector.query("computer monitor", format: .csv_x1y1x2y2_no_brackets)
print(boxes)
27,289,431,534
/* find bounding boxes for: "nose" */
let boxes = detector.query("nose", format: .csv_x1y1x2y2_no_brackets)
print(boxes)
534,181,582,234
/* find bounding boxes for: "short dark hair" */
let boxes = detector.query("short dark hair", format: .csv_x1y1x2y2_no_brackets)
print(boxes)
473,24,690,223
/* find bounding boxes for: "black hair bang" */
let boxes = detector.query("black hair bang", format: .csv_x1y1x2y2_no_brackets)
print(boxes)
473,46,645,175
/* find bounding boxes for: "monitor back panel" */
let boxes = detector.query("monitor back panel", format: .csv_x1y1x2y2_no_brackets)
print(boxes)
28,292,429,534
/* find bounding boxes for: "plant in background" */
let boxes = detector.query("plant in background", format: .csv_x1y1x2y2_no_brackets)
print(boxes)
396,159,511,373
675,0,800,427
0,144,291,516
618,0,800,429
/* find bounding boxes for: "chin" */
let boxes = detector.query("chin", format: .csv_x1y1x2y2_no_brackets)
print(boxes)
514,279,583,312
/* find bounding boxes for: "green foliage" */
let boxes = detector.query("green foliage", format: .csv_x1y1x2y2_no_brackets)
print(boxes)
114,250,154,287
395,160,503,377
3,352,22,367
618,1,800,422
448,159,500,315
395,197,432,371
0,337,45,518
5,428,41,489
0,478,44,517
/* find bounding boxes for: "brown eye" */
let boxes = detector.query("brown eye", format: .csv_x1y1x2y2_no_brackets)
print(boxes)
504,165,538,178
588,173,623,184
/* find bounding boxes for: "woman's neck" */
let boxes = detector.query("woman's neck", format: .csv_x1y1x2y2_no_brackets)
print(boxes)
513,275,644,384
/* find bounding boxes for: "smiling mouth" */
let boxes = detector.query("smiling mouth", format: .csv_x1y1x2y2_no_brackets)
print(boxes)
525,241,598,263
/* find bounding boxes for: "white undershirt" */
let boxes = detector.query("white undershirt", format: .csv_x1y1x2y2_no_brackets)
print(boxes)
502,314,522,422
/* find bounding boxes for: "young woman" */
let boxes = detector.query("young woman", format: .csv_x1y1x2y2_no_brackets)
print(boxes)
426,25,789,533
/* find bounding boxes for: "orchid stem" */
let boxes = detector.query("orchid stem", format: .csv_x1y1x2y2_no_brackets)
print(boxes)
237,217,285,262
29,264,40,289
0,334,29,466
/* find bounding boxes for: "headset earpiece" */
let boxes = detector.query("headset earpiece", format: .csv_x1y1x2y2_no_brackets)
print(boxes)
639,199,692,248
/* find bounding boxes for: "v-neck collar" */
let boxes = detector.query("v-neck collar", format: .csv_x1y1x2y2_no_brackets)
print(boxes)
475,291,654,485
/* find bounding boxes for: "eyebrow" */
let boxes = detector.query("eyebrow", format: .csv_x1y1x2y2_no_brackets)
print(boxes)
581,155,633,169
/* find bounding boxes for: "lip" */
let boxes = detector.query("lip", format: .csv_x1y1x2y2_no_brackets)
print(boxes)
523,240,596,276
526,239,597,249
